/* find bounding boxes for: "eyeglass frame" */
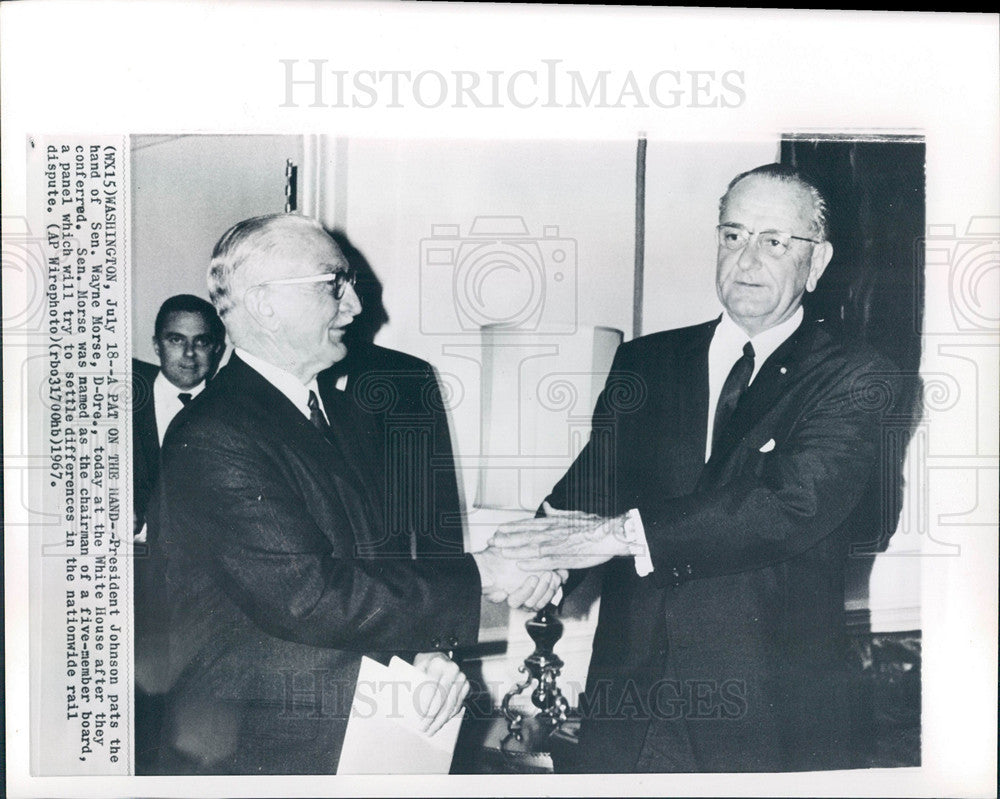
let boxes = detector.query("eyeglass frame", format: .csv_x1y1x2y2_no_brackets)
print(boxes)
253,265,358,300
716,223,821,256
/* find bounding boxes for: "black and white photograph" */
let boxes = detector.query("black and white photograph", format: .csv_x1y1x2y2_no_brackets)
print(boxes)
124,133,926,778
2,5,997,798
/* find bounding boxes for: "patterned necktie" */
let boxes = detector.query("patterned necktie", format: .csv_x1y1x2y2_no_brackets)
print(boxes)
307,390,330,433
177,392,192,406
712,341,755,454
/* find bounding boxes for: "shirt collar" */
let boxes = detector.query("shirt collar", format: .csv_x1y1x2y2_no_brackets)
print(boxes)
718,306,803,374
153,369,206,401
235,347,324,421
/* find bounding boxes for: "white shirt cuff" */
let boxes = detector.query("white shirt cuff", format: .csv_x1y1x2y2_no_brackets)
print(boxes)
622,508,653,577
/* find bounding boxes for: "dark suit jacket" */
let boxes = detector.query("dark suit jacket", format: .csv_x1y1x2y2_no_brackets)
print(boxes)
137,355,481,774
547,317,901,773
318,343,465,559
131,359,161,535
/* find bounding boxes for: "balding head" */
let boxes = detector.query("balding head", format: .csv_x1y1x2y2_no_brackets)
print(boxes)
720,163,829,243
207,213,331,320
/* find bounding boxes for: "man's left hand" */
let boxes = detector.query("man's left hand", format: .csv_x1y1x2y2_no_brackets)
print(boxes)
412,652,470,736
489,502,632,571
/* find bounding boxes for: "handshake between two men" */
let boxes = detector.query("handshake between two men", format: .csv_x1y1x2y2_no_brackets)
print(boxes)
475,502,636,611
410,504,625,738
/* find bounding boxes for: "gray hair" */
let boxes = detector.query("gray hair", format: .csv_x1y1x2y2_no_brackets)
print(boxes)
719,163,829,241
207,213,327,318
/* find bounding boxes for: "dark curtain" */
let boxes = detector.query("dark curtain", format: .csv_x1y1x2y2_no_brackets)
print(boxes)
781,137,925,376
782,137,924,768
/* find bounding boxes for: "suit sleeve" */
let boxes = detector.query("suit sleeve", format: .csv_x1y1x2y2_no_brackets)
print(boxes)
154,416,482,654
638,355,900,586
542,344,642,595
545,344,641,518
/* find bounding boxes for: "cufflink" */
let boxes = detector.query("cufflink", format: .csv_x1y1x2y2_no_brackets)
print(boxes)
759,438,776,453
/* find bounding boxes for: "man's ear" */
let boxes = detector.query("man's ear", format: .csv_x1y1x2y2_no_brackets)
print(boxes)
805,241,834,293
152,334,163,361
242,285,280,332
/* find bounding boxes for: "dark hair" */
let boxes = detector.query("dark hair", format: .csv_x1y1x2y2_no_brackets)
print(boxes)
154,294,225,342
720,163,829,241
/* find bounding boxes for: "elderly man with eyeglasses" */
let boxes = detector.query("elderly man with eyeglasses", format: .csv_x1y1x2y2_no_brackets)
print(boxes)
136,213,565,774
491,164,906,773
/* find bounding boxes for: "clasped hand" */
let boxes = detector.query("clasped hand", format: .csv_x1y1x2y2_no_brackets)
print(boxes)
488,501,632,571
472,546,567,611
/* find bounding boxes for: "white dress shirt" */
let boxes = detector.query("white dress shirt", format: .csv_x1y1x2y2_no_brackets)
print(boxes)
628,308,804,578
235,348,330,425
705,307,803,461
153,371,207,445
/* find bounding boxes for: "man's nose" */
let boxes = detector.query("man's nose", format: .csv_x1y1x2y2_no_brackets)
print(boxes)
736,237,761,270
183,340,197,357
338,282,363,317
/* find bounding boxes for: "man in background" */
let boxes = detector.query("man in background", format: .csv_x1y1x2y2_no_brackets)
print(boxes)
492,164,906,772
132,294,225,538
318,230,464,559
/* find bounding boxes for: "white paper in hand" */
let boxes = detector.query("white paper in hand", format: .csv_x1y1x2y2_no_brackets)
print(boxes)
336,656,465,775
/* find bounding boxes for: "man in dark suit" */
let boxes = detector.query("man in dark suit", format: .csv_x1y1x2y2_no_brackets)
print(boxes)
319,342,465,560
132,294,225,538
317,228,465,559
491,164,904,772
137,212,564,774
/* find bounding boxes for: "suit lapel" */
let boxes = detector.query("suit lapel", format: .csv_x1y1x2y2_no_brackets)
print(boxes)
318,381,385,509
132,363,161,478
225,355,367,489
704,319,820,471
666,321,717,492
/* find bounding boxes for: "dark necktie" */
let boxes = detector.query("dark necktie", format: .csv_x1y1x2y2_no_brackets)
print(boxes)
307,390,330,433
177,392,192,406
712,341,755,454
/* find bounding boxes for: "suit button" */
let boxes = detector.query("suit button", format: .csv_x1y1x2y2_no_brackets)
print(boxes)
684,564,693,576
448,636,459,648
431,637,441,649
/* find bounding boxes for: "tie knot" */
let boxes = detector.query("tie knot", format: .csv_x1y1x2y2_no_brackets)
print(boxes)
742,341,755,360
177,392,192,406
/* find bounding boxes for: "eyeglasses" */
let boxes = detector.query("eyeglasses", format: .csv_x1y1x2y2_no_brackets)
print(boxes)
717,224,821,258
255,265,358,300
